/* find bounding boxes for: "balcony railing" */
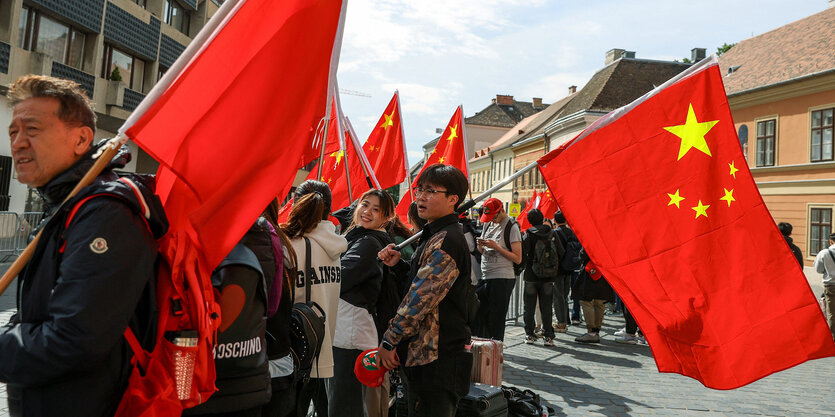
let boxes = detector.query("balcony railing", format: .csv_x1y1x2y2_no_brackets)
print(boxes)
0,42,10,74
50,62,95,98
121,88,146,112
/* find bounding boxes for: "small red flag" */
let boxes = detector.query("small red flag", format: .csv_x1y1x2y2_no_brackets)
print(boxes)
517,189,539,232
363,91,408,190
537,188,559,221
537,57,835,389
396,106,468,222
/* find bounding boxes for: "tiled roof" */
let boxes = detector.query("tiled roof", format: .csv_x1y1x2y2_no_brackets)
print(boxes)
555,58,691,118
718,6,835,95
470,94,575,162
465,100,547,128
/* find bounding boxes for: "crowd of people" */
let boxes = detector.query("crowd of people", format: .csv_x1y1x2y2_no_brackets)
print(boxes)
0,74,832,417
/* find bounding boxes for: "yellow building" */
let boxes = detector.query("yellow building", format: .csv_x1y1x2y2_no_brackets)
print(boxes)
719,5,835,265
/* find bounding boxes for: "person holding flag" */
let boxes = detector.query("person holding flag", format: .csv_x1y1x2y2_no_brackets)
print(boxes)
377,164,473,417
0,75,166,417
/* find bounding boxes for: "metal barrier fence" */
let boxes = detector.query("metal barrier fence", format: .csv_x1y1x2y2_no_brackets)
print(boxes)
0,212,19,262
0,211,46,262
505,275,524,325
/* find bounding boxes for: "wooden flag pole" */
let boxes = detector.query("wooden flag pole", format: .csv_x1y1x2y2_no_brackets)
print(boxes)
0,137,126,296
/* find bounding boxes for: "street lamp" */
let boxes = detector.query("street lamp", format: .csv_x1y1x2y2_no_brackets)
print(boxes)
512,191,519,203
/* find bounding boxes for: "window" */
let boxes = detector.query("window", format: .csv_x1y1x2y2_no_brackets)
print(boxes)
101,44,146,91
18,7,86,70
164,0,191,34
756,119,775,167
811,108,834,162
131,0,147,7
810,208,832,257
158,65,168,82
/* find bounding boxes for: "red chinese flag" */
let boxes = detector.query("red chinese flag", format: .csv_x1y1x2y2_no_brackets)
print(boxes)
537,189,559,221
306,114,372,211
395,106,468,222
124,0,345,269
537,57,835,389
517,189,539,232
363,91,408,190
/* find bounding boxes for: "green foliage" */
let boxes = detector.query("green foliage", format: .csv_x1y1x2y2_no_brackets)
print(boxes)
385,185,400,202
716,43,736,56
110,67,123,82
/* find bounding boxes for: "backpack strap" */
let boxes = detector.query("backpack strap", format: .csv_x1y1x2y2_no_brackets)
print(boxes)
303,236,313,306
503,218,516,250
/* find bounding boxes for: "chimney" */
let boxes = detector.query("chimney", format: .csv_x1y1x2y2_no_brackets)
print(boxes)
435,128,444,134
496,94,514,106
622,50,636,59
605,48,625,64
691,48,706,62
568,85,577,95
532,97,542,108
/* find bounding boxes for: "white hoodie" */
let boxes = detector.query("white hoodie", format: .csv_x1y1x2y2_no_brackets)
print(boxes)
290,220,348,378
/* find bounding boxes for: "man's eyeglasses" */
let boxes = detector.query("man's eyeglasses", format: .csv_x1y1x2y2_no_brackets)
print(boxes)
413,187,452,197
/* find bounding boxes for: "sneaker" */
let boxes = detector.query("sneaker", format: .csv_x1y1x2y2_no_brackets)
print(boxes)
534,326,544,338
575,332,600,343
636,334,647,344
553,323,568,333
615,333,639,345
524,335,536,345
544,337,555,347
613,327,627,337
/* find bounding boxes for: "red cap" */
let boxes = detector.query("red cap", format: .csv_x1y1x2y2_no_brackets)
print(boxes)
354,349,389,387
479,198,503,223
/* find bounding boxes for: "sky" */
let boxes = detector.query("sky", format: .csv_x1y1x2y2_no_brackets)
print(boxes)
335,0,831,168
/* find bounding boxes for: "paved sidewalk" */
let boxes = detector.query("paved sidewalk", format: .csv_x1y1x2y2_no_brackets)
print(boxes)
0,275,832,416
502,314,835,416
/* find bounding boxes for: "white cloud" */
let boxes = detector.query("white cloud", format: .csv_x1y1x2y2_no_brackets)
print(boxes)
382,82,461,117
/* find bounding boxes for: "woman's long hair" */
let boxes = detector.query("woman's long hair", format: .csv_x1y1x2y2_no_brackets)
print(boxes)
347,189,395,232
282,180,332,239
264,198,297,297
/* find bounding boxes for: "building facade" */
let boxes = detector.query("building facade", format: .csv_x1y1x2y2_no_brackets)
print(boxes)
719,5,835,265
0,0,220,213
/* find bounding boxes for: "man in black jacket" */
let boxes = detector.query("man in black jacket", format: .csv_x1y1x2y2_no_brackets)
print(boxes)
0,75,165,417
778,222,803,266
521,209,563,346
377,164,473,417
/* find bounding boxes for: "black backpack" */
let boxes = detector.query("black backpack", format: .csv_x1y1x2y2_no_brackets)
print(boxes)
501,218,525,276
289,237,327,383
502,385,555,417
555,227,583,273
531,233,560,278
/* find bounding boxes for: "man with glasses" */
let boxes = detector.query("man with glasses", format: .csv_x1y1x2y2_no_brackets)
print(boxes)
377,164,473,417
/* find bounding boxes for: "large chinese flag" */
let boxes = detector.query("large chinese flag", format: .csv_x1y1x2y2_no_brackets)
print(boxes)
537,57,835,389
363,91,408,190
395,106,468,222
123,0,345,270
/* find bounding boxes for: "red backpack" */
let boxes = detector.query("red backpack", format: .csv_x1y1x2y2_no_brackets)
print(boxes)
60,176,222,417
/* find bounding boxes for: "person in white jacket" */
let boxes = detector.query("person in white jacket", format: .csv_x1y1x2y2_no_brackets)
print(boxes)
281,180,347,417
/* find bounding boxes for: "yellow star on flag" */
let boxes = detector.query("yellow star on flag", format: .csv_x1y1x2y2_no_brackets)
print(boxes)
446,125,458,142
330,149,344,165
438,156,446,163
729,161,739,178
692,200,710,218
667,189,685,208
664,103,719,161
379,111,394,130
720,188,735,207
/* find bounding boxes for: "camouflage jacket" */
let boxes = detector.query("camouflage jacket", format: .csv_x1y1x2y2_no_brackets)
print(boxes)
383,213,472,367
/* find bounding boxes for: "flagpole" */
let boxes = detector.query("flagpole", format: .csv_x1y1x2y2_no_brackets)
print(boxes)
394,160,540,250
0,136,127,296
460,104,474,203
345,117,381,189
396,91,414,201
317,0,348,181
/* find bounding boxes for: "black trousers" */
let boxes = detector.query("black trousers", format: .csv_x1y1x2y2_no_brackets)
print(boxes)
296,377,328,417
402,351,473,417
624,305,642,336
328,347,365,417
523,281,554,338
476,278,516,341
